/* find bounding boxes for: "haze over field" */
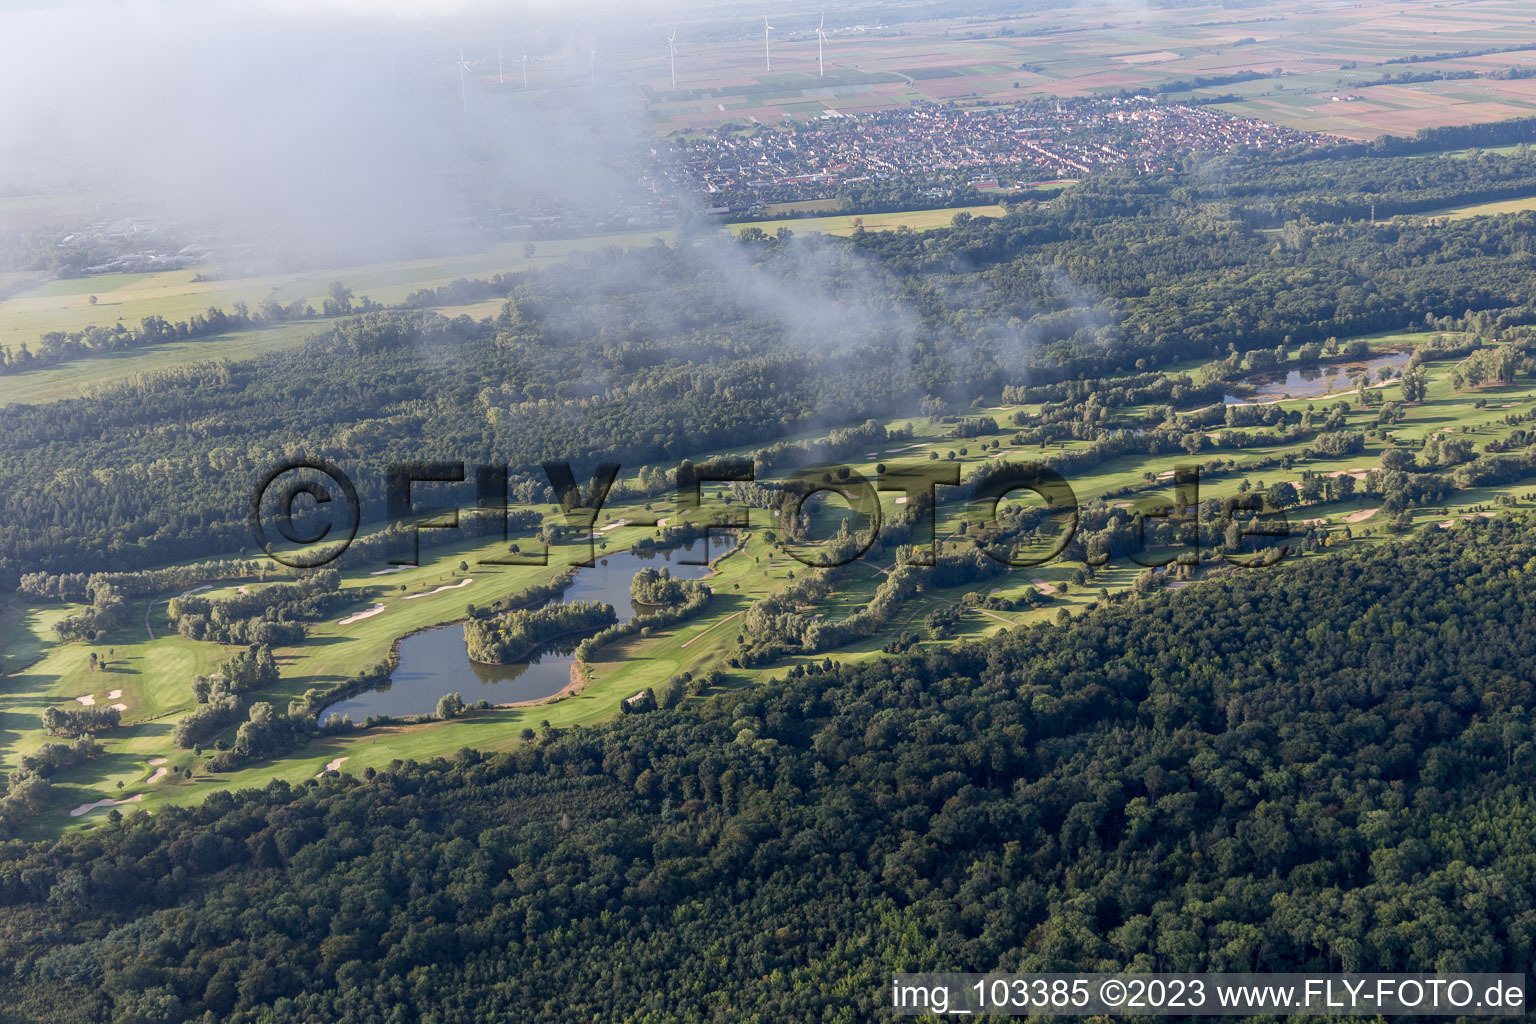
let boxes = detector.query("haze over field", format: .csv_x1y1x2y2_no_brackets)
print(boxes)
0,0,689,262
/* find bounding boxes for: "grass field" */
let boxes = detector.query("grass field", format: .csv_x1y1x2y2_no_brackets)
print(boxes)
16,327,1536,836
1422,193,1536,220
732,203,1011,237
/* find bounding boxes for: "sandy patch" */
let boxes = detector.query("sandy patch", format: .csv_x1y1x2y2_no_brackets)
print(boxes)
1156,470,1175,480
315,756,349,778
599,519,633,532
148,757,167,766
1476,511,1498,518
177,585,213,599
235,585,250,596
74,694,95,706
893,496,908,504
110,703,128,712
1298,518,1328,526
1344,507,1378,523
1437,520,1456,528
402,579,473,600
107,689,121,699
146,766,168,784
1030,579,1058,595
370,566,406,576
338,603,386,625
69,793,143,818
885,443,931,453
988,588,1002,594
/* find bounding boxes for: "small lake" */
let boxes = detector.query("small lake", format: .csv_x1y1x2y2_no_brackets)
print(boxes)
1224,350,1411,404
321,536,728,723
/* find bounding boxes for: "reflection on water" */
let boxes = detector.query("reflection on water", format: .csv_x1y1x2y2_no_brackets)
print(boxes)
1224,350,1411,404
321,536,727,722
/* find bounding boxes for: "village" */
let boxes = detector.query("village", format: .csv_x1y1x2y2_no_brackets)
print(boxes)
655,96,1333,211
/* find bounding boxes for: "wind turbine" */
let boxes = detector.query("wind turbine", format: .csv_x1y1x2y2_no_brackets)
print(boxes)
763,14,773,73
589,46,597,87
497,48,505,85
457,48,471,110
668,29,678,89
816,13,827,77
521,53,529,88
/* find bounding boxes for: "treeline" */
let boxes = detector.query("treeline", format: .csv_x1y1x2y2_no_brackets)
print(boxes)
173,646,281,749
4,518,1536,1018
168,571,347,645
0,738,103,838
51,582,129,642
462,601,616,664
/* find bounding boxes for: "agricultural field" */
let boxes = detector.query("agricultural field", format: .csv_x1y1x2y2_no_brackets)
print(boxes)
731,202,1009,237
588,0,1536,139
1422,191,1536,219
9,327,1536,836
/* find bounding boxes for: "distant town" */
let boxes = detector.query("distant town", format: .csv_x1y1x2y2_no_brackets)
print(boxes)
655,96,1334,212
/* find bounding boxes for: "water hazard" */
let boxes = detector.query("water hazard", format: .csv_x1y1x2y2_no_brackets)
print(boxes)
322,536,726,722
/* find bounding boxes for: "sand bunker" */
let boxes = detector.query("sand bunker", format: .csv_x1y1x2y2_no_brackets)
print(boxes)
69,793,143,818
110,703,128,713
74,694,95,706
338,603,386,625
107,689,121,699
178,584,212,598
885,443,931,453
1030,579,1058,595
148,757,167,766
315,757,349,778
370,566,405,576
403,579,473,601
146,767,168,784
599,519,633,532
893,496,908,504
1344,508,1378,523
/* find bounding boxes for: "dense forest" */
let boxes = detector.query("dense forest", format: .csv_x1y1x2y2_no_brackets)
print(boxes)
0,516,1532,1021
9,145,1536,581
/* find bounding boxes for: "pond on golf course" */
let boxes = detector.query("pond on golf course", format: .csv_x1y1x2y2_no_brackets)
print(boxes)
321,536,727,722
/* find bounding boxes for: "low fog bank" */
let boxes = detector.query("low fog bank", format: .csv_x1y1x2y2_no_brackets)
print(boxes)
0,0,706,267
